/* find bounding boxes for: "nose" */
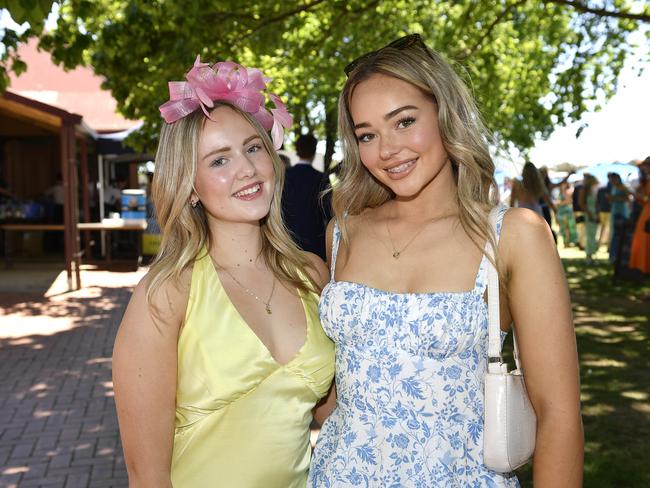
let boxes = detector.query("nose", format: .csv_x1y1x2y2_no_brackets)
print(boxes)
236,152,257,179
379,133,400,161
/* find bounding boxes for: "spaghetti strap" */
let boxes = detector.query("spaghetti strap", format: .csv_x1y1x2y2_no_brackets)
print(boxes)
474,205,509,294
329,221,342,281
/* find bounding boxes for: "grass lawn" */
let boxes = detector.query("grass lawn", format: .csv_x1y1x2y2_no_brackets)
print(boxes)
515,247,650,487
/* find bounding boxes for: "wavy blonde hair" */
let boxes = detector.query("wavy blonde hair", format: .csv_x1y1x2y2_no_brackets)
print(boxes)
336,40,503,277
146,102,318,311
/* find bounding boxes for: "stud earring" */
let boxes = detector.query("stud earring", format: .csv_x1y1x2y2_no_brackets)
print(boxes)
190,199,199,208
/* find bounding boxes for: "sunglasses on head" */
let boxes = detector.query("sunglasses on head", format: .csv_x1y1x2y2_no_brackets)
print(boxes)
344,33,429,76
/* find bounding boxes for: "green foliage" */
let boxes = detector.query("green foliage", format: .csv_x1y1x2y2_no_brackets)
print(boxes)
2,0,648,161
0,0,55,94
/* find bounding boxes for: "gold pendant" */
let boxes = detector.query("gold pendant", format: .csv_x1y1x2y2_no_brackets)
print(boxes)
266,304,272,314
392,251,400,259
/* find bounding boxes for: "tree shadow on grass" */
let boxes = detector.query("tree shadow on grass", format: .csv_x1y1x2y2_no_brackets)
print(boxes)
515,258,649,488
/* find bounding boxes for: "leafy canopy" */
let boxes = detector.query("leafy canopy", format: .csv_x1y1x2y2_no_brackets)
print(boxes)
2,0,648,161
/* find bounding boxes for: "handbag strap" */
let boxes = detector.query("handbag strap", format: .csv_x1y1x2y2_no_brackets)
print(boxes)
487,206,523,374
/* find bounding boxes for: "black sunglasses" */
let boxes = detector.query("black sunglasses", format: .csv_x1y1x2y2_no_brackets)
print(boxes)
344,34,429,76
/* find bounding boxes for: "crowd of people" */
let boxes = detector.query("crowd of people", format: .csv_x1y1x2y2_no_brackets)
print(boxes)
507,158,650,274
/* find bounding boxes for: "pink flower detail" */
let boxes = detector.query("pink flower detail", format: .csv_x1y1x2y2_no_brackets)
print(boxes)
159,55,292,149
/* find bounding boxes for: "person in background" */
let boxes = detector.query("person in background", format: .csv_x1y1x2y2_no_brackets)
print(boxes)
539,167,574,243
596,175,612,247
112,57,335,487
629,158,650,274
510,161,555,219
104,179,123,216
556,180,578,247
278,153,292,169
606,173,631,264
282,133,332,260
572,175,586,250
44,172,65,223
309,33,583,487
580,174,599,263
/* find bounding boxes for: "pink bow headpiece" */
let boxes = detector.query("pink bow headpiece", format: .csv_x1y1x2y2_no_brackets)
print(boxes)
159,55,293,150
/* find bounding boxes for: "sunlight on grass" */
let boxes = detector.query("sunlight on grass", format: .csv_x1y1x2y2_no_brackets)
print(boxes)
582,403,616,416
631,402,650,414
575,325,613,336
621,391,649,401
582,358,627,368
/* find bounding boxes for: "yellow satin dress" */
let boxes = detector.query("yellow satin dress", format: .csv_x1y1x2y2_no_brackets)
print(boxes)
170,251,335,487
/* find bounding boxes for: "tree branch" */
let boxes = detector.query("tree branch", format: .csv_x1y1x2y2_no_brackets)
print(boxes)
544,0,650,22
457,0,528,60
239,0,329,39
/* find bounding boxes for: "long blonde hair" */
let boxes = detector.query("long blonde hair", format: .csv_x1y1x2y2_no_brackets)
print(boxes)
336,40,502,274
146,102,318,310
521,162,545,199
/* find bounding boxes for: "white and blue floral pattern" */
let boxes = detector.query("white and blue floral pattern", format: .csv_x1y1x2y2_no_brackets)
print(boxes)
309,206,519,487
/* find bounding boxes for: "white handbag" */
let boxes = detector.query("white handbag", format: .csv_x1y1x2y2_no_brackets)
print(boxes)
483,207,537,473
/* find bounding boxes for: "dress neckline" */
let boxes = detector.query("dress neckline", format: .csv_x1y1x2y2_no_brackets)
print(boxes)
325,278,482,298
204,253,312,368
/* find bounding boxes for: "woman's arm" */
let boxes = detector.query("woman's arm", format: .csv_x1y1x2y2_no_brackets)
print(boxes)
112,272,189,487
500,209,584,487
304,249,338,425
313,382,337,426
542,191,557,213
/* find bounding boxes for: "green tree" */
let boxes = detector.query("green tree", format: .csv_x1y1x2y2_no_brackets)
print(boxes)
2,1,649,165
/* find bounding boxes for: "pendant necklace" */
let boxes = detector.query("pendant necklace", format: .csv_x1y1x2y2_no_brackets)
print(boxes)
218,265,276,315
386,212,456,259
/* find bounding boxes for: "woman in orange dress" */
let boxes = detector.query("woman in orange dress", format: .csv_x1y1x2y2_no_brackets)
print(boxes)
629,158,650,274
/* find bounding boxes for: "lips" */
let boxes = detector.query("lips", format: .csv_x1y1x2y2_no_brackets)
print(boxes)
233,182,263,199
384,158,417,179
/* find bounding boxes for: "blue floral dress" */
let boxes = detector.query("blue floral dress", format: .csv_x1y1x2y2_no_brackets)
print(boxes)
309,206,519,487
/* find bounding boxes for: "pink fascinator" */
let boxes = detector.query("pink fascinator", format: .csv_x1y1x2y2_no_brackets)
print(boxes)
159,55,293,150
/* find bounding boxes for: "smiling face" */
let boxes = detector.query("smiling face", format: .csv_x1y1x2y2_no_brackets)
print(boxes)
349,73,452,200
192,105,275,225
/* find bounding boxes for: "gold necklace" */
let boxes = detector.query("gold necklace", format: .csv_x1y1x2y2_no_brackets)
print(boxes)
385,213,456,259
218,265,276,314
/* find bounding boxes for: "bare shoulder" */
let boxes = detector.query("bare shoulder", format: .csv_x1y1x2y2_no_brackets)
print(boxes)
122,266,193,338
499,207,558,267
303,251,330,289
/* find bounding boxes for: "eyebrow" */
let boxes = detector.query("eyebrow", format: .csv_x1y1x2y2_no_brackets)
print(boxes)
201,134,262,160
353,105,419,130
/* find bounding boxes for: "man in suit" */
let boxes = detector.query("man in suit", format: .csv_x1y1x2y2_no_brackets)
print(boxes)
282,133,331,260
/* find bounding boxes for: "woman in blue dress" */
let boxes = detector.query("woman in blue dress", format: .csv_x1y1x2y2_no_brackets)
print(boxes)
309,34,583,487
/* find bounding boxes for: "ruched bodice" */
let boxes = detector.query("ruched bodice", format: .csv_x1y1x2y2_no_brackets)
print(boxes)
171,251,335,487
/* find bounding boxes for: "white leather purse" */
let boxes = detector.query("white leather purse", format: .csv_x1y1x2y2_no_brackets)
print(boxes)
483,208,537,473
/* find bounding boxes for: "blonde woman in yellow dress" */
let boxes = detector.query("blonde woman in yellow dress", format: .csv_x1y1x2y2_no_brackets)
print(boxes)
112,57,335,487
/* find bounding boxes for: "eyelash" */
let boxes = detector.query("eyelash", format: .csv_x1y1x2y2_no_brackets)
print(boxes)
209,144,263,166
356,116,416,143
211,158,227,167
397,116,416,129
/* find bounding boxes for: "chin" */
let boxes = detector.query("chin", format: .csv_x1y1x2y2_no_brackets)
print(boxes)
383,179,426,199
